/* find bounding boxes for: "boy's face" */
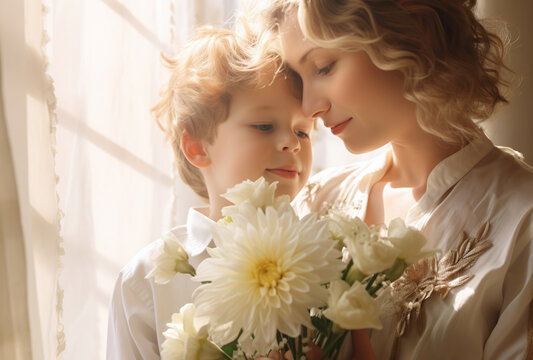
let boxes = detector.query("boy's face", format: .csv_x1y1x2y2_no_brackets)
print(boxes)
203,76,313,201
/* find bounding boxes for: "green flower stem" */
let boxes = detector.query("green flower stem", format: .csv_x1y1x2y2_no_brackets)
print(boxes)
341,259,354,281
285,335,298,359
319,330,347,360
365,273,378,291
314,332,325,348
330,330,348,360
368,282,384,296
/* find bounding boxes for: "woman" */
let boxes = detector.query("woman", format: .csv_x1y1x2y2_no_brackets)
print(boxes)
250,0,533,359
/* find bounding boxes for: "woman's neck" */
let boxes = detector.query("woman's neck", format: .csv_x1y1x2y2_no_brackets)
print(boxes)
385,130,462,200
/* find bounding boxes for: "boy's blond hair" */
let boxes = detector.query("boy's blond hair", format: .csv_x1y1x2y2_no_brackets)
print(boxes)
152,27,282,199
251,0,512,146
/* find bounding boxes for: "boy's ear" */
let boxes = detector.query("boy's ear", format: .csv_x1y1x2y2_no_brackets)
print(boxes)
180,130,211,168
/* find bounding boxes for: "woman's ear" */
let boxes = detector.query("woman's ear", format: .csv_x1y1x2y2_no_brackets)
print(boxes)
180,130,211,168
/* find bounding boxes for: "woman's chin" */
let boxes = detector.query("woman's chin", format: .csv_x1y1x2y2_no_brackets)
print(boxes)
344,141,384,155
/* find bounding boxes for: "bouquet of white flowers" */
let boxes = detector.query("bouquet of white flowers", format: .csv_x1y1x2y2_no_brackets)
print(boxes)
147,178,434,360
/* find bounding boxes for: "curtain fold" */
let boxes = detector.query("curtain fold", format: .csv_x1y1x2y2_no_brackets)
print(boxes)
0,57,32,360
1,0,64,358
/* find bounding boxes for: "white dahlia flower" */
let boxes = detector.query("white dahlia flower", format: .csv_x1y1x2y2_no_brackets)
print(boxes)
193,206,344,356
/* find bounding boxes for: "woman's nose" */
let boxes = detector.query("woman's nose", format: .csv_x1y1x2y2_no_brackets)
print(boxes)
301,85,330,118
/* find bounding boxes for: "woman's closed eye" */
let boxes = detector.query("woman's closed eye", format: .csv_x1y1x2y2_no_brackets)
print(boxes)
252,124,273,132
317,61,336,76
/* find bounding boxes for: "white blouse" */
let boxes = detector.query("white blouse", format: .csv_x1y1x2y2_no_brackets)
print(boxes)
106,208,214,360
293,135,533,359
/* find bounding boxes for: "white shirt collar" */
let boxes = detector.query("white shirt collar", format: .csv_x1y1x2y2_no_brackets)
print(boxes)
182,207,215,257
353,135,494,225
407,134,494,224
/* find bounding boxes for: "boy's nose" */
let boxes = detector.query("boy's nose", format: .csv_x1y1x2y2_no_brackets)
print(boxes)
280,132,301,152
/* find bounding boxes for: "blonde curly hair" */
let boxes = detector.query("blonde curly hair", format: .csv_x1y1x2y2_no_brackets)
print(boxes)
152,27,286,200
250,0,512,145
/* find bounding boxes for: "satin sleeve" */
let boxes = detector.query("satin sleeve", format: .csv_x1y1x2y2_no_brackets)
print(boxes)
484,210,533,359
106,267,159,360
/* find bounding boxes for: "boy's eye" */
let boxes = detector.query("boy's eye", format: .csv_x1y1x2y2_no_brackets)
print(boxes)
296,130,310,139
252,124,273,132
317,62,335,76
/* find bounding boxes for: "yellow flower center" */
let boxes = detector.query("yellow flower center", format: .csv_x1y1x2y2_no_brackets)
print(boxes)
253,259,282,288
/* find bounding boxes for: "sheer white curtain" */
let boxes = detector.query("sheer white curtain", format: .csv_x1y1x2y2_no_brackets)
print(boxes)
50,1,246,359
1,0,64,359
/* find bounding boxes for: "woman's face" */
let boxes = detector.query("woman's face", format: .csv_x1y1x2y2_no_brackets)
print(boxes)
279,11,418,154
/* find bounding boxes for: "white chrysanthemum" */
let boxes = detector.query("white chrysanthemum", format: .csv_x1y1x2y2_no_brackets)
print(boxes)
323,280,382,330
193,206,344,356
146,232,195,284
161,303,223,360
221,177,290,217
387,218,436,264
327,211,398,275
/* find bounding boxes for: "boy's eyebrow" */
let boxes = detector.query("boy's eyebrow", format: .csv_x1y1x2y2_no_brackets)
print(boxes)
248,105,276,112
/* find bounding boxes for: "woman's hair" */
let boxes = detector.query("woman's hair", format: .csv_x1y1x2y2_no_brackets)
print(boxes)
254,0,512,145
152,27,281,199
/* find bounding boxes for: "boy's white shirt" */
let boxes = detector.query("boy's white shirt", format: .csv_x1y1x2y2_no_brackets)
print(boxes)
106,207,214,360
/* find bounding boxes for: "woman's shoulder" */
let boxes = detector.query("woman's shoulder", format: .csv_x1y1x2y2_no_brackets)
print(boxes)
494,145,533,175
479,146,533,193
293,153,388,216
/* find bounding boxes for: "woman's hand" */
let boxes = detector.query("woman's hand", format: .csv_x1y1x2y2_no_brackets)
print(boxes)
254,342,327,360
255,350,287,360
305,341,329,360
255,331,375,360
351,329,376,360
254,343,324,360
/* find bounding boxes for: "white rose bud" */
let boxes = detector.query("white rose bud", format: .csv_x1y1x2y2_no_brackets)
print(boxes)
323,280,382,330
146,232,196,284
221,177,290,211
346,233,399,275
387,218,436,265
161,303,223,360
328,212,398,274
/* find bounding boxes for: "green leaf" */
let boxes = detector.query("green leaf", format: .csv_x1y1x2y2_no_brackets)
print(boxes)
311,315,331,336
341,259,354,281
382,258,408,282
220,329,243,357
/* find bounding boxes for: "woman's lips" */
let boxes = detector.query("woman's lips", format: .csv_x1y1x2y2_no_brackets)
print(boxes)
330,118,352,135
267,168,298,179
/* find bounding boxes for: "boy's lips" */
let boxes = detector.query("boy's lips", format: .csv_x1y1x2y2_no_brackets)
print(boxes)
328,117,352,135
267,166,299,179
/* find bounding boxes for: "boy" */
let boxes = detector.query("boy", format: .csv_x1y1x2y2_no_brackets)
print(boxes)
106,27,313,359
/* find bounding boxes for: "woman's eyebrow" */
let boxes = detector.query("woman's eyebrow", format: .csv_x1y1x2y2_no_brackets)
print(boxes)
299,47,319,65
